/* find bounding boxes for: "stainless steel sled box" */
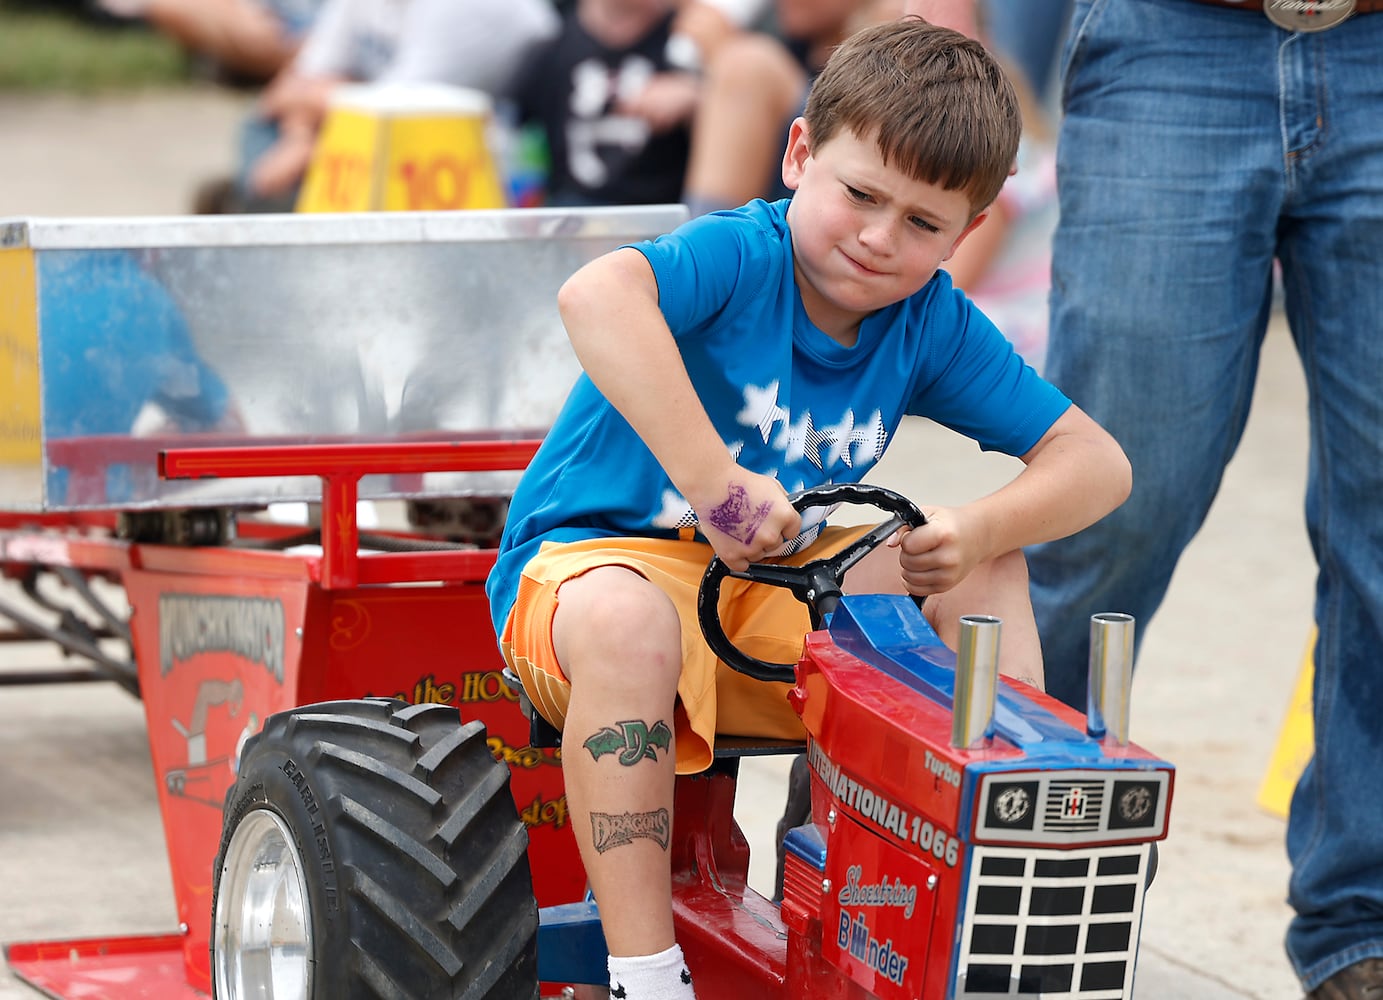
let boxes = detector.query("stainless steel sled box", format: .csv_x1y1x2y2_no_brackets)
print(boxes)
0,207,684,511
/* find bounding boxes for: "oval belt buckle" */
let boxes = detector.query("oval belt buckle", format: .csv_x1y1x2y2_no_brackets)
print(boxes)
1265,0,1356,31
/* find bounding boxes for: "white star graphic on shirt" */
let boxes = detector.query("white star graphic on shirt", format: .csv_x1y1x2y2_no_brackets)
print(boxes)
727,384,888,475
652,489,695,529
774,411,820,467
821,409,886,468
739,381,787,443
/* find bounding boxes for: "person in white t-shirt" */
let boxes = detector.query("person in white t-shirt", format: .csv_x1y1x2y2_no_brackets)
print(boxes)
248,0,558,200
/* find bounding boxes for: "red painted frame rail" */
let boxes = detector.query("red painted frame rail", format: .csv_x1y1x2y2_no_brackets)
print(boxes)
159,438,542,589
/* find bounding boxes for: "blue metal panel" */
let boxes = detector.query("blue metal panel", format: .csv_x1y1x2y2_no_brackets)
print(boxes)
827,594,1096,761
537,899,609,986
783,821,828,871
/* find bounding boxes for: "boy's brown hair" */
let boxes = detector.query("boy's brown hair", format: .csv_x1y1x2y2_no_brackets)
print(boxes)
803,16,1021,214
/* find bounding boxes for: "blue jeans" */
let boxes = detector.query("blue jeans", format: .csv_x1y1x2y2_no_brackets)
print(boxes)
1025,0,1383,988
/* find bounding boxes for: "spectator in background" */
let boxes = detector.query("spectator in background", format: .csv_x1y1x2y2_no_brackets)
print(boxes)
95,0,329,212
246,0,411,200
507,0,706,206
247,0,558,203
938,44,1056,372
679,0,895,217
979,0,1070,107
94,0,322,82
942,128,1055,372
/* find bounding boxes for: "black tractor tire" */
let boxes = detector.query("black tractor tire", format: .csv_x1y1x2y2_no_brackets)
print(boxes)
211,697,539,1000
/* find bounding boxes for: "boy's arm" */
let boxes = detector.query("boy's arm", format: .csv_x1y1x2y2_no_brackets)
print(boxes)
894,404,1131,595
556,247,801,570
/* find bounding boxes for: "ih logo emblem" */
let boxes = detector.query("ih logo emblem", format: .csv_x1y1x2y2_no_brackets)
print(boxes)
1063,786,1088,820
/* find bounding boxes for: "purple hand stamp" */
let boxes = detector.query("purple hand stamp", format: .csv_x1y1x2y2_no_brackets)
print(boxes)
708,485,774,545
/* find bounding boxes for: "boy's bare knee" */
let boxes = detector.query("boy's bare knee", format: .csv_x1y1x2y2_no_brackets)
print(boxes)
954,549,1031,616
983,548,1031,591
553,569,682,690
925,550,1032,633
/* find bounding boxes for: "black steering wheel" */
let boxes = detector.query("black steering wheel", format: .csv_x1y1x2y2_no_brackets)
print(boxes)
696,483,926,683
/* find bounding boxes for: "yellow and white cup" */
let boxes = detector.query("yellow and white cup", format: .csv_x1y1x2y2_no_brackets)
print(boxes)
297,82,507,213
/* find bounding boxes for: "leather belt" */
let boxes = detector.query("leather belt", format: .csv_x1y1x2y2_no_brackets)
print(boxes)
1188,0,1382,31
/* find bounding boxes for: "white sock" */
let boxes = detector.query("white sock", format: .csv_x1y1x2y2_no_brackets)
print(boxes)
607,943,696,1000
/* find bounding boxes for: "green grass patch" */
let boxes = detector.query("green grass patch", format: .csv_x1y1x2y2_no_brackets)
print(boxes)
0,3,192,91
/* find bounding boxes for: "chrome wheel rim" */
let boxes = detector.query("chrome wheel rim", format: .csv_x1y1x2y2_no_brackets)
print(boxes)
212,807,313,1000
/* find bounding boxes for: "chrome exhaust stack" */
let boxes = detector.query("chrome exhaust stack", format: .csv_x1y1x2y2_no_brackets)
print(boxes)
952,614,1001,749
1087,612,1136,745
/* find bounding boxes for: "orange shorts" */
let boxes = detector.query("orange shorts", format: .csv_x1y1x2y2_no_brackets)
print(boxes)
498,525,872,774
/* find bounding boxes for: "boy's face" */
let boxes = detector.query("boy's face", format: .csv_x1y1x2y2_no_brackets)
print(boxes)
781,119,987,345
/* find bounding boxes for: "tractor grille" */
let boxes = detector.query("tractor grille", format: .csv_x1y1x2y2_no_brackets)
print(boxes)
975,769,1170,846
955,843,1151,999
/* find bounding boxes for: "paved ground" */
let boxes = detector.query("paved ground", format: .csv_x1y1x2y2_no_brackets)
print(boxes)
0,89,257,220
0,87,1313,999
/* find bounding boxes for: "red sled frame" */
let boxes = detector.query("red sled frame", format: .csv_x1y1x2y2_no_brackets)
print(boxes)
2,437,585,999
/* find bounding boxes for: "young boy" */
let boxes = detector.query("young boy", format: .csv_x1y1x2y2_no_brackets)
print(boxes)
486,17,1131,999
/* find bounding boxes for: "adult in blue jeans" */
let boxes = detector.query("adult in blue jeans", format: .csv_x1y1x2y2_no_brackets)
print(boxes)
915,0,1383,995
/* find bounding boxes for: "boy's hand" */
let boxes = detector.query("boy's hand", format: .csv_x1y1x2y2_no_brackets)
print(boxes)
691,471,802,572
888,506,986,596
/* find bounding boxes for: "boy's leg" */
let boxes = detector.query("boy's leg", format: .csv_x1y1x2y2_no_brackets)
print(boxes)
922,550,1044,690
549,566,685,959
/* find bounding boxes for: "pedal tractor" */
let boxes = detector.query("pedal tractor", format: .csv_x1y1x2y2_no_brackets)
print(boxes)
0,210,1170,1000
211,483,1173,1000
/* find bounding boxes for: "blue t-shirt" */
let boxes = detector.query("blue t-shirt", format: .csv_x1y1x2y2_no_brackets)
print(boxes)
486,198,1070,637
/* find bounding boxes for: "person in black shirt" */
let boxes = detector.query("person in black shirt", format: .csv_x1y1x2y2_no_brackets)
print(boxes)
511,0,703,205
